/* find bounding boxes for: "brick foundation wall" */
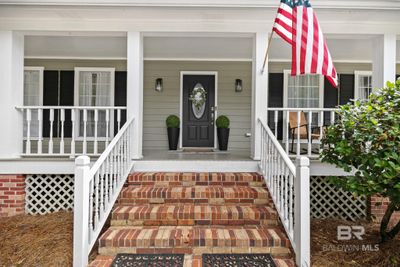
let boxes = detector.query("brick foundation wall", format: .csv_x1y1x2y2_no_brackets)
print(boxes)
370,195,400,227
0,175,25,217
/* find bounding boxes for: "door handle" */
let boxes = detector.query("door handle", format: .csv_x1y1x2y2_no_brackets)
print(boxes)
211,112,214,125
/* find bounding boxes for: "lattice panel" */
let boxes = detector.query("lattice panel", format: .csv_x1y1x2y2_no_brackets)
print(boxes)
310,176,367,221
25,174,74,215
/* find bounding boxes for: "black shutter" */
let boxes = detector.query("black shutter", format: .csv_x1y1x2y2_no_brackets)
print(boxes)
339,74,355,105
43,71,59,137
60,71,74,137
268,73,284,139
324,77,339,125
114,71,127,135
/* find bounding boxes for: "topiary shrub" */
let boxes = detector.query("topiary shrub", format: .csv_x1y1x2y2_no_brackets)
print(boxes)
216,115,230,129
166,115,180,128
321,80,400,242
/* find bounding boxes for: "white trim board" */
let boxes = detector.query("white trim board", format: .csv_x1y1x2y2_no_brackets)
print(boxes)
179,71,218,150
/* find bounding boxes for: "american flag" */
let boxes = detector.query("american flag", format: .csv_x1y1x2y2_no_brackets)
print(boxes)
273,0,338,87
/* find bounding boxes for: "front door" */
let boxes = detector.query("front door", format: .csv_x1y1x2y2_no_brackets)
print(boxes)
182,74,215,147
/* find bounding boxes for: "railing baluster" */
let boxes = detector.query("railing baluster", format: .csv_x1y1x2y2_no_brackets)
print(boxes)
83,109,87,155
71,109,76,157
117,109,121,131
308,111,312,157
99,168,104,217
319,110,324,154
285,111,289,154
94,172,100,229
48,108,54,154
296,111,301,156
106,109,110,147
330,110,335,125
60,109,65,155
274,110,278,137
94,109,98,155
26,109,31,155
37,108,43,154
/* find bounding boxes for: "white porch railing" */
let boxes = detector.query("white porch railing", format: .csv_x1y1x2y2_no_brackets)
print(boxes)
266,107,337,158
73,117,134,267
16,106,127,157
258,117,310,267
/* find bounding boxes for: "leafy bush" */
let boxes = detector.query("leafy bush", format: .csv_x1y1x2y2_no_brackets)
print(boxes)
216,115,230,129
321,80,400,242
166,115,180,128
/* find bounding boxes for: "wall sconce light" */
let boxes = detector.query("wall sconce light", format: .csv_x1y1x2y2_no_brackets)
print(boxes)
235,79,243,92
155,78,163,92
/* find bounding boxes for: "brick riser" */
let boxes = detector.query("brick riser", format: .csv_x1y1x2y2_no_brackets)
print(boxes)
111,205,278,226
118,186,270,205
126,172,265,187
94,172,295,267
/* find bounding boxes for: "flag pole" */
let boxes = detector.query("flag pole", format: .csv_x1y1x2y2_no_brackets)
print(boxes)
260,32,274,74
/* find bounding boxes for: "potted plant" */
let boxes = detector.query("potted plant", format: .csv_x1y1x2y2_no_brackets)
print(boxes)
166,115,180,150
216,115,230,151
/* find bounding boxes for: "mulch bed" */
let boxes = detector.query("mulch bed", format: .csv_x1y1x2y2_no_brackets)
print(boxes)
0,211,73,267
312,219,400,267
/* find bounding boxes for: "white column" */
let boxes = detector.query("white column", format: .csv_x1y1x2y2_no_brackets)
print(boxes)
0,31,24,158
251,32,269,160
127,32,144,159
372,34,397,89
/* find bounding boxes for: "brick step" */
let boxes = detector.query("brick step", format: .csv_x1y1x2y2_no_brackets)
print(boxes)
111,204,278,226
118,186,270,205
89,254,295,267
127,172,265,187
98,225,291,257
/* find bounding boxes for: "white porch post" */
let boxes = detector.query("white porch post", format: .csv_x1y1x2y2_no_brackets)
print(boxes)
127,32,144,159
251,32,269,160
0,31,24,158
372,34,397,89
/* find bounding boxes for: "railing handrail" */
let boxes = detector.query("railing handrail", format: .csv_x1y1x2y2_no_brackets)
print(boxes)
89,117,134,178
16,105,127,110
258,117,296,175
267,107,337,112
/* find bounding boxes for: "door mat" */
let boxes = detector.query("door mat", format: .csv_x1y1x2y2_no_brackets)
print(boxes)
182,148,214,153
202,254,276,267
111,254,184,267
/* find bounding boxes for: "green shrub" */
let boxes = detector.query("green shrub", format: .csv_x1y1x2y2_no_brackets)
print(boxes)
166,115,180,128
216,115,230,129
321,80,400,242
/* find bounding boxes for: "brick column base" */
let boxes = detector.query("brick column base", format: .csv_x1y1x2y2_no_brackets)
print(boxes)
0,175,25,217
370,195,400,227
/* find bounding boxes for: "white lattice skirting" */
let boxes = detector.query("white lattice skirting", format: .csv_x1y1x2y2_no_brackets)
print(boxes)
25,174,74,215
310,176,367,221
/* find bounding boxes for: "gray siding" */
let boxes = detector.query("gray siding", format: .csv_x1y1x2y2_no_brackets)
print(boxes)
143,61,252,153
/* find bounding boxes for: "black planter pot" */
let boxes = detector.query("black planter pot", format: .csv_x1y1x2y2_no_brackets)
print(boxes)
217,128,230,151
167,127,180,150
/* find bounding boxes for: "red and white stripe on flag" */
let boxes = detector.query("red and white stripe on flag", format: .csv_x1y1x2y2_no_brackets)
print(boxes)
272,0,338,87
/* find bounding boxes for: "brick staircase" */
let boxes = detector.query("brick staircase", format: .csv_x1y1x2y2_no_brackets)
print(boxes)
90,172,295,267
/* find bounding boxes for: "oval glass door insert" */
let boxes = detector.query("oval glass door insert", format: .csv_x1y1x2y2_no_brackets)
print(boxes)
190,83,207,119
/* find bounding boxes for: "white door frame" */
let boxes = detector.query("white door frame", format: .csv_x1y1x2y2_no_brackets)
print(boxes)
179,71,218,149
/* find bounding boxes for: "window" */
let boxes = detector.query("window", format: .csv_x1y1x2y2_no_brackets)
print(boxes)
283,70,324,109
354,71,372,100
74,68,115,138
24,67,44,138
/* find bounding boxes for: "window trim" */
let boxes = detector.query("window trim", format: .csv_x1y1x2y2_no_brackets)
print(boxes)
282,69,324,109
354,70,372,100
73,67,116,140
